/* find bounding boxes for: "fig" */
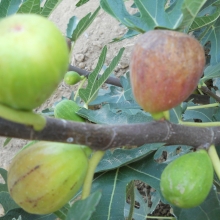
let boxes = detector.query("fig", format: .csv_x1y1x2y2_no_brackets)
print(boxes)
0,14,69,110
130,30,205,114
64,71,85,85
160,150,214,208
7,141,88,214
54,99,85,122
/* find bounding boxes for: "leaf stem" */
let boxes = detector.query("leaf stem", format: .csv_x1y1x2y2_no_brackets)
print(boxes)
146,216,175,219
180,121,220,127
81,150,105,199
208,145,220,180
187,103,219,110
0,104,46,131
74,77,87,101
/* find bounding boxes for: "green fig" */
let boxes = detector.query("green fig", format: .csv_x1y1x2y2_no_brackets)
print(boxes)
0,14,69,110
160,150,214,208
64,71,84,85
54,99,85,122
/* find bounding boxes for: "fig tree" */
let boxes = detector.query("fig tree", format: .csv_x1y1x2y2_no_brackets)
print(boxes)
130,30,205,114
7,141,89,214
0,14,69,110
160,150,214,208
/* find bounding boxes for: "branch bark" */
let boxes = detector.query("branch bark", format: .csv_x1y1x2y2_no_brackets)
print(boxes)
0,117,219,150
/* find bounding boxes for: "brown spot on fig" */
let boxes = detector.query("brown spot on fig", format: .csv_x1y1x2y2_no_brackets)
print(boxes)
70,182,77,190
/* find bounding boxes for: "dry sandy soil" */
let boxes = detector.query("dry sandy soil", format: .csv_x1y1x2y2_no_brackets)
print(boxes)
0,0,135,170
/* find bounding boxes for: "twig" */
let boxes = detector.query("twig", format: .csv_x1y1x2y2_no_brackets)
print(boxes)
68,64,122,87
200,86,220,102
0,117,220,150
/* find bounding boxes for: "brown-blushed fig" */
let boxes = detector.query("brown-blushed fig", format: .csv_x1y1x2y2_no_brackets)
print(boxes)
130,30,205,114
7,141,88,214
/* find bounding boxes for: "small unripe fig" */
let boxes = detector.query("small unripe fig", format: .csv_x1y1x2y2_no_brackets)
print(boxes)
7,141,88,214
0,14,69,110
64,71,84,85
130,30,205,113
54,99,85,122
160,150,213,208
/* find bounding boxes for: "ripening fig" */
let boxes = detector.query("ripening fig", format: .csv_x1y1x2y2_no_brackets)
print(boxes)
7,141,89,214
160,150,214,208
130,30,205,114
0,14,69,110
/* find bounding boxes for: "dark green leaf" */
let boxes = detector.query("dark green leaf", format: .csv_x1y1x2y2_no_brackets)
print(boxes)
96,143,163,172
0,207,56,220
183,102,215,122
67,191,102,220
173,186,220,220
70,6,100,42
154,145,192,163
77,104,153,124
17,0,41,14
75,0,89,7
0,168,8,192
89,152,166,220
40,0,62,17
90,72,134,105
3,138,12,147
79,47,124,105
0,192,19,215
201,62,220,83
0,0,21,18
53,203,70,220
100,0,206,33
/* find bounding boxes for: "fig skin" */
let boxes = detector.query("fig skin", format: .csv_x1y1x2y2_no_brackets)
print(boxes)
64,71,84,85
130,30,205,113
7,141,88,214
0,14,69,110
160,150,214,208
54,99,85,122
